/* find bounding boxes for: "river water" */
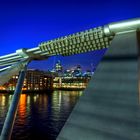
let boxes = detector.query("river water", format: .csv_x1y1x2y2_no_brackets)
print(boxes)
0,90,82,140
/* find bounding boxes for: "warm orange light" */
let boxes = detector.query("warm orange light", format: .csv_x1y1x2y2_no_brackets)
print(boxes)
0,86,6,90
22,87,27,91
18,94,27,125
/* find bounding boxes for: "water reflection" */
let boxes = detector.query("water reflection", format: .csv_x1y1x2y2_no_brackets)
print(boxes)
18,94,27,125
0,90,82,140
1,96,6,107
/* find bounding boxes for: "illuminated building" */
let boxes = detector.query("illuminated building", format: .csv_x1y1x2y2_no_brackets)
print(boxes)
72,65,82,77
53,64,91,89
63,69,72,77
55,60,63,73
53,76,90,90
4,69,53,92
1,64,92,92
83,70,92,77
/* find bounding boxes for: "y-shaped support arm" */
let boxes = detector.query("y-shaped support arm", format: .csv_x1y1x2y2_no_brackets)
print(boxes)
0,61,28,140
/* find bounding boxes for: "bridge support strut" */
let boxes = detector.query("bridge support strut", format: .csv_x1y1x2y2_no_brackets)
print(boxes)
0,64,27,140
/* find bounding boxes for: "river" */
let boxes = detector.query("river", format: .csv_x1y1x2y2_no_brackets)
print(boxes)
0,90,83,140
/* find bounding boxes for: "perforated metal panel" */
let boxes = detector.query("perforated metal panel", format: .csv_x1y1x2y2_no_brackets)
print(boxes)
39,27,112,56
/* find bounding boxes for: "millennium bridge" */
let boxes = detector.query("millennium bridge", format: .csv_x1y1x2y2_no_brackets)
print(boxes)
0,18,140,140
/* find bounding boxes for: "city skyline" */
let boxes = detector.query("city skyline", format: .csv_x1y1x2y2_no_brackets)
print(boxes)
0,0,140,71
29,60,95,75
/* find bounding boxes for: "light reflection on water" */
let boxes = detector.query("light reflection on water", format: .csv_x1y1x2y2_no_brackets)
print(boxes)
0,90,82,140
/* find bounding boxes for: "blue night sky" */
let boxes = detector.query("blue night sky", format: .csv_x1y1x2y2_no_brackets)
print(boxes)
0,0,140,71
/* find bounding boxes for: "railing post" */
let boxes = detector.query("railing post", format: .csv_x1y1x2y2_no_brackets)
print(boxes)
0,64,28,140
